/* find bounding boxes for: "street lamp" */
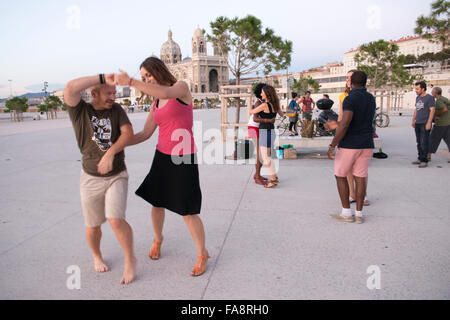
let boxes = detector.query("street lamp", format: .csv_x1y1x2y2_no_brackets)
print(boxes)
42,81,48,97
8,79,12,98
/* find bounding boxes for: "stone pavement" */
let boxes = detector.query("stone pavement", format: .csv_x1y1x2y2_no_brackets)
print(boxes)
0,109,449,300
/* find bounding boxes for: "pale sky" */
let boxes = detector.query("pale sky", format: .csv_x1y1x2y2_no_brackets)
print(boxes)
0,0,435,98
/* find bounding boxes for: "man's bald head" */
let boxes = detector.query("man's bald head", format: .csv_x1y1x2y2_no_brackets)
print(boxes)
432,87,442,97
90,84,116,109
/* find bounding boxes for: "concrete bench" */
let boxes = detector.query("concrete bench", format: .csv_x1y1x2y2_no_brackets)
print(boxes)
279,136,383,149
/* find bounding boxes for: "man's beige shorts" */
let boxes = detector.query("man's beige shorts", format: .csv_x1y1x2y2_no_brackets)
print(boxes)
80,169,129,228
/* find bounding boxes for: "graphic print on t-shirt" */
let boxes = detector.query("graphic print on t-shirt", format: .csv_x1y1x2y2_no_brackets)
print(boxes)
90,116,112,152
416,99,425,111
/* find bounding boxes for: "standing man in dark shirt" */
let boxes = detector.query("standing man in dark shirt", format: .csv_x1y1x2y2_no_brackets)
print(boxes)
64,74,137,284
412,81,436,168
327,71,375,224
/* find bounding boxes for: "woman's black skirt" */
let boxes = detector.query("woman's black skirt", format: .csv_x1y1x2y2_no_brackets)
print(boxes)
135,150,202,216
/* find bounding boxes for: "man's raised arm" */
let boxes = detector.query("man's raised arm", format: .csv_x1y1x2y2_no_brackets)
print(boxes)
64,74,114,107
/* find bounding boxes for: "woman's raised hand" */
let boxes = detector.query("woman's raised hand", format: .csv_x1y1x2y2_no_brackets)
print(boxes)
114,69,130,86
105,74,116,86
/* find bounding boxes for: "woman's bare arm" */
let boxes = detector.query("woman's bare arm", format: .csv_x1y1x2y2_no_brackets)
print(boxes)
115,70,191,104
128,108,158,146
249,103,267,115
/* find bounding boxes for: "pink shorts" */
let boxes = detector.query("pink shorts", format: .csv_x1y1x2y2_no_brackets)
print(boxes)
334,148,373,178
248,126,259,139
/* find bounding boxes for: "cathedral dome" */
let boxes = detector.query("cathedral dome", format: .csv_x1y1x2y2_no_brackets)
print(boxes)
160,30,182,65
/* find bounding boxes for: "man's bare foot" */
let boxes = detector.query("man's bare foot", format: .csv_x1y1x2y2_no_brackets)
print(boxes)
254,175,268,186
254,177,267,186
93,256,109,273
120,257,137,285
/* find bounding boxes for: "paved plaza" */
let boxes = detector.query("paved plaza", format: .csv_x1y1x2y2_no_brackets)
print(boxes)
0,109,449,300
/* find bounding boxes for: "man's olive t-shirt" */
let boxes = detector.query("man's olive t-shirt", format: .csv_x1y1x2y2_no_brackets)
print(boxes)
68,99,131,177
435,96,450,127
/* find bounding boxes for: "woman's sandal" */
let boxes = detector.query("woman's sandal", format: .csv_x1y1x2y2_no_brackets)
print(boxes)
350,198,371,206
149,239,163,260
264,179,278,189
191,252,211,277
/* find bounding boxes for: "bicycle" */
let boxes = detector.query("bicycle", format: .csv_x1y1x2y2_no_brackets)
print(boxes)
275,115,290,136
275,112,306,136
374,108,390,128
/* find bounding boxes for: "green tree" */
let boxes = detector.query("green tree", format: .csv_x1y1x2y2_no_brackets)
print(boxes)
435,48,450,65
418,52,438,63
387,55,423,112
123,99,131,107
38,95,63,119
415,0,449,48
417,48,450,66
403,54,418,65
207,15,292,123
5,97,28,113
38,102,50,113
290,76,320,96
390,55,422,90
207,15,292,84
415,0,450,69
142,95,153,106
354,40,400,93
47,95,63,119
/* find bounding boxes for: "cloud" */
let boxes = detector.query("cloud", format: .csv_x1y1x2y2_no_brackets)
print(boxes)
24,83,65,92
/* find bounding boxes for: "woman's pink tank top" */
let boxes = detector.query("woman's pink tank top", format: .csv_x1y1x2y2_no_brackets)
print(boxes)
153,98,197,156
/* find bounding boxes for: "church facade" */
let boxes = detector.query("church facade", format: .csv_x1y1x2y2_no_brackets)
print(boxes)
160,28,229,95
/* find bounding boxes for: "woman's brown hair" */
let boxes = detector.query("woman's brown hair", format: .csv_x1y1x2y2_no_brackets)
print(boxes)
140,56,177,86
262,85,280,113
344,84,351,95
345,69,358,94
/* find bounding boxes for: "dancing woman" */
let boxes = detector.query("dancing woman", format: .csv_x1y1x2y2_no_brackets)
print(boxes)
115,57,209,276
249,85,280,188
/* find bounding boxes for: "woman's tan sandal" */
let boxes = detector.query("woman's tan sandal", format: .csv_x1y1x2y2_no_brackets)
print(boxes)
264,179,278,189
191,252,211,277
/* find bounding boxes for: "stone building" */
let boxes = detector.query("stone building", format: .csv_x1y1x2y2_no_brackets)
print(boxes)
160,28,229,95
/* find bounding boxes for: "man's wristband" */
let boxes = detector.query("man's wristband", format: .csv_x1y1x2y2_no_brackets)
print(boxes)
99,74,105,84
329,144,335,149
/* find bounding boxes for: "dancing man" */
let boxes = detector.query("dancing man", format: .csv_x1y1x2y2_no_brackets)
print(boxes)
64,74,137,284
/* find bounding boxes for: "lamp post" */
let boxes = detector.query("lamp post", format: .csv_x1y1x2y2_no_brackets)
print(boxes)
42,81,49,118
8,79,12,98
42,81,48,96
286,68,289,110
